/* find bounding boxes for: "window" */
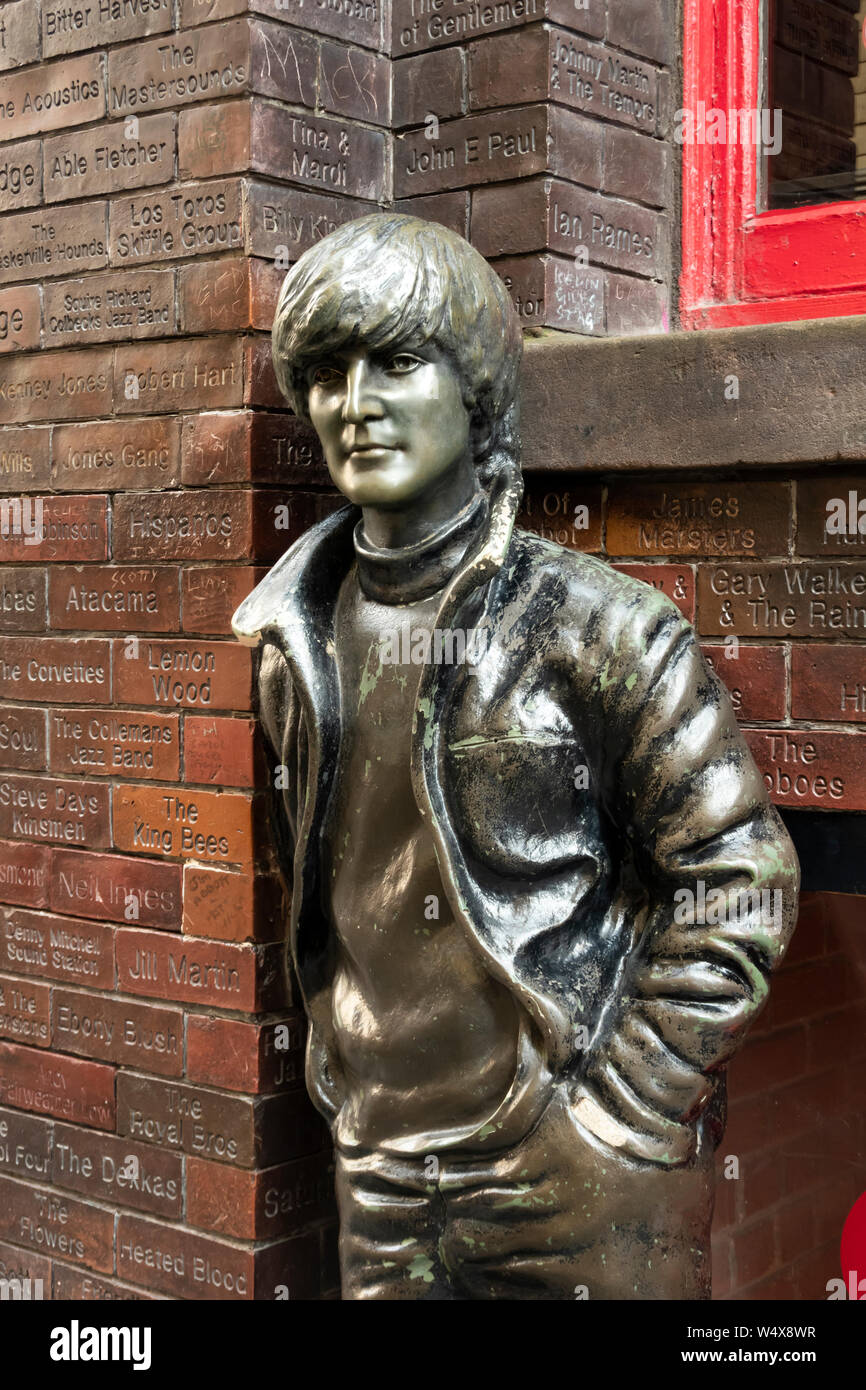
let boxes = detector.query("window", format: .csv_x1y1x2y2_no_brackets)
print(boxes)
681,0,866,326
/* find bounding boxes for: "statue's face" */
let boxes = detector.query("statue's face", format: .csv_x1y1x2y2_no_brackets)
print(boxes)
305,343,472,510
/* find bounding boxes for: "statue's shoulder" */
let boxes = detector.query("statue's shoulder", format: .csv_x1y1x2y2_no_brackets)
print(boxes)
509,527,685,621
232,503,356,646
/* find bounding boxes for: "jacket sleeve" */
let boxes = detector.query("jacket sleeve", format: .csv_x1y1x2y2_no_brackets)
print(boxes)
572,589,800,1166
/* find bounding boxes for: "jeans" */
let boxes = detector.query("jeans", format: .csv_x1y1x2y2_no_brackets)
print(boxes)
335,1082,715,1300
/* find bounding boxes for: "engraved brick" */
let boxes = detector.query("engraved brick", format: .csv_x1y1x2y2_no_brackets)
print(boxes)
182,862,284,944
395,105,602,197
51,848,181,930
797,476,866,556
0,52,104,141
0,839,50,908
0,347,112,424
253,489,346,560
115,928,285,1011
113,489,251,562
792,644,866,723
185,716,258,786
53,1265,164,1299
469,28,658,134
182,411,326,486
109,179,243,266
245,334,282,407
186,1013,305,1094
249,18,318,103
0,905,114,988
0,772,110,848
48,565,180,633
777,0,859,75
183,0,382,47
0,636,110,704
701,644,787,722
114,338,243,413
0,568,46,633
0,0,40,72
0,425,50,490
319,39,390,125
53,1123,182,1218
42,0,173,56
607,482,790,558
52,988,183,1077
0,494,107,564
116,1211,252,1299
746,729,866,810
0,971,51,1047
178,256,282,333
0,704,45,768
0,1105,52,1180
394,190,469,236
112,637,253,711
0,1172,114,1270
611,563,695,620
182,566,267,635
518,477,602,552
251,102,388,200
245,175,372,260
697,562,866,638
52,417,181,492
0,203,107,290
0,285,40,355
107,20,251,119
112,784,256,869
492,253,605,333
178,99,251,179
44,114,175,204
116,1072,325,1167
0,1238,50,1295
606,0,672,66
393,47,464,128
0,138,42,212
390,0,606,56
471,176,668,277
0,1041,115,1127
603,123,670,208
187,1152,333,1239
605,270,668,337
49,706,180,782
44,269,175,348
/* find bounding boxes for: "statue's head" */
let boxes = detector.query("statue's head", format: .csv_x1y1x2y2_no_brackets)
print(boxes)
271,213,523,510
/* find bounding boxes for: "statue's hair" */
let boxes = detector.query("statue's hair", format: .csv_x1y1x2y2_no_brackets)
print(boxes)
271,213,523,486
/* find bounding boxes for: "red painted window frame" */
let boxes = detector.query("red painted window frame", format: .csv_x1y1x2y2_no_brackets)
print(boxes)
681,0,866,328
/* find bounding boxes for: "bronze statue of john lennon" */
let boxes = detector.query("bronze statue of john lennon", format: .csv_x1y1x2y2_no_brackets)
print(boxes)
232,213,800,1301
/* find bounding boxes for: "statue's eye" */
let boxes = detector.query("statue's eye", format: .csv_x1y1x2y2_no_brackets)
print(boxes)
387,354,422,374
310,364,342,387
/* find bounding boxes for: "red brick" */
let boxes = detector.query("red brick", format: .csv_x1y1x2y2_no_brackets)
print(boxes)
52,988,183,1077
48,706,180,783
0,1105,52,1181
178,99,251,179
187,1151,333,1239
729,1025,809,1099
723,1092,771,1157
0,285,40,354
607,481,789,558
50,848,181,931
808,1003,866,1072
710,1231,733,1299
395,190,469,237
43,269,175,349
186,1013,305,1094
0,425,51,489
113,784,256,868
0,704,46,768
114,338,243,414
182,411,326,487
0,839,50,908
493,252,605,333
117,1211,318,1299
0,971,51,1047
792,644,866,723
48,565,180,632
0,906,114,989
0,772,110,849
0,2,40,74
107,21,253,120
614,564,695,620
732,1215,778,1288
184,716,258,787
0,203,107,291
0,1173,113,1272
43,114,175,202
392,47,464,128
0,570,47,634
0,494,108,563
250,101,387,200
115,928,282,1011
51,417,181,492
112,489,251,563
178,256,282,333
53,1265,164,1300
182,863,285,944
797,474,866,556
0,139,41,214
0,52,104,141
53,1123,182,1219
0,348,111,423
181,567,267,635
697,561,866,639
319,40,391,125
112,637,253,712
518,477,602,552
0,1239,50,1294
746,728,866,811
701,644,787,722
0,1042,114,1127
